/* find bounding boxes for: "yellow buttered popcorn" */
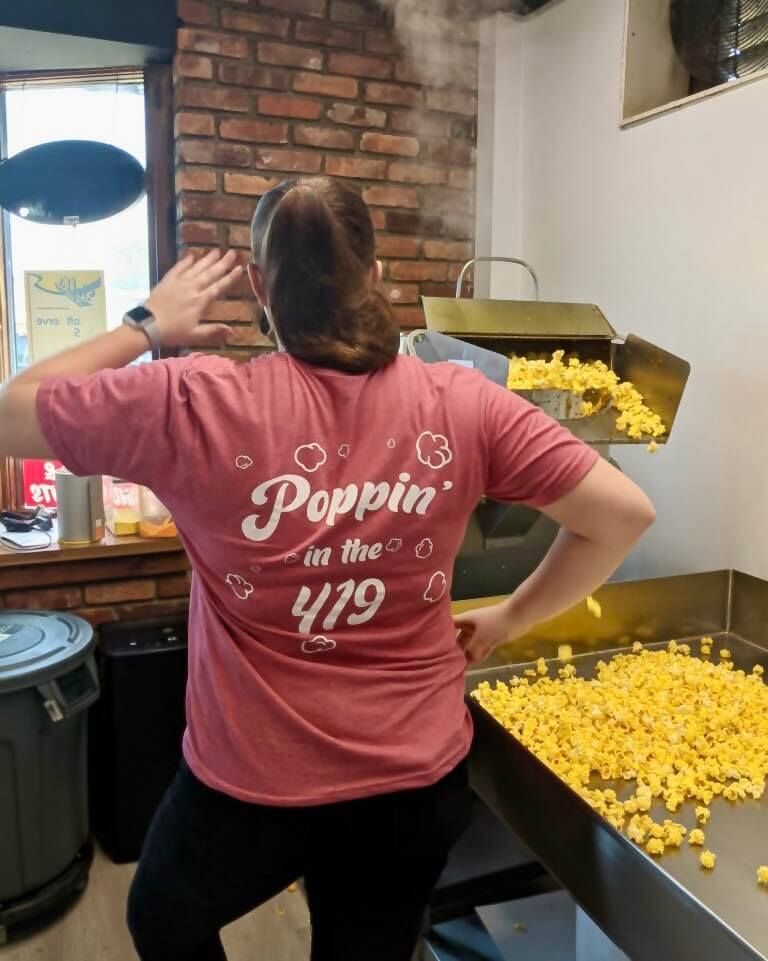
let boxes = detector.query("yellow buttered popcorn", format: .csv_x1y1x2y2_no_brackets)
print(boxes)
586,595,602,619
472,638,768,872
700,851,716,870
506,351,667,443
757,866,768,886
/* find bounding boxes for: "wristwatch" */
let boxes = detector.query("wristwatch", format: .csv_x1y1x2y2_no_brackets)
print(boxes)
122,306,162,354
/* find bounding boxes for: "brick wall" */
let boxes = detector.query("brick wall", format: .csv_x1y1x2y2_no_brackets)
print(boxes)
0,552,191,629
175,0,478,351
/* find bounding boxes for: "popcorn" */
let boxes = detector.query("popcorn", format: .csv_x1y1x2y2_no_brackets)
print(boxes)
506,350,667,442
472,640,768,880
758,866,768,886
586,595,602,619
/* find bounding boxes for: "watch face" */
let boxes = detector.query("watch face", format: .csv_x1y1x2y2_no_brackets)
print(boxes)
126,306,152,323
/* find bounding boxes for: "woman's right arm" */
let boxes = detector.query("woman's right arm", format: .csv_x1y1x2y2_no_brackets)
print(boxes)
454,458,655,664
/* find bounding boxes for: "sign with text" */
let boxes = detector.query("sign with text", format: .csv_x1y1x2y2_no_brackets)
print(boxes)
25,270,107,362
23,459,62,509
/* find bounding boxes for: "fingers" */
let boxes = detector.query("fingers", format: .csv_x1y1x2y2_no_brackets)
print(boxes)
195,250,240,291
163,254,195,281
187,248,223,280
203,264,244,305
187,324,233,348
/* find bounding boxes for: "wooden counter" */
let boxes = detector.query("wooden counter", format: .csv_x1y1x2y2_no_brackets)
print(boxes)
0,534,183,569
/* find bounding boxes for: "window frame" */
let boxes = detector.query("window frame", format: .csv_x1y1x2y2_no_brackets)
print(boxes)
0,65,175,512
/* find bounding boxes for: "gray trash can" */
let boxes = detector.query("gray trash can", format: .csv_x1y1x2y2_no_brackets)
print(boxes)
0,611,99,932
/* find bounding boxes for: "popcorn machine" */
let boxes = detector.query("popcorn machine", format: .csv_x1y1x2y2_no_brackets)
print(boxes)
406,257,690,600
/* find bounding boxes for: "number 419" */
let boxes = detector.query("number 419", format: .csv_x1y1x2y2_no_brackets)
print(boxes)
292,578,385,634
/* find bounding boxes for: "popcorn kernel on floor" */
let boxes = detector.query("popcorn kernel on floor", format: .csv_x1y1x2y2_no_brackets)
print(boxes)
472,639,768,883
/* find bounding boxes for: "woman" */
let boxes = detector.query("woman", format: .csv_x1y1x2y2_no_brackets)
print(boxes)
0,176,654,961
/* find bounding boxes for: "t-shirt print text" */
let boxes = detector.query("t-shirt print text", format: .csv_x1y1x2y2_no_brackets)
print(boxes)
226,431,455,655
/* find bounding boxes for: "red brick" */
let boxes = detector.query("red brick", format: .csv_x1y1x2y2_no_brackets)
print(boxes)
4,586,83,610
175,112,215,137
225,171,284,194
364,30,401,55
178,139,251,167
0,555,188,592
385,210,444,236
176,169,217,192
205,297,255,320
388,162,447,185
330,0,386,26
180,221,220,245
253,149,323,173
393,306,426,327
258,42,323,71
376,235,421,258
218,63,291,90
370,209,386,229
383,282,419,305
72,607,118,628
179,0,211,25
365,81,419,107
425,88,477,117
176,83,249,113
227,326,273,347
227,226,252,249
419,281,459,297
175,52,213,80
423,240,473,261
110,599,190,624
363,186,419,209
295,20,360,49
325,156,387,180
220,118,289,143
361,132,419,157
180,194,256,222
389,261,448,282
449,168,474,190
178,28,248,59
157,573,192,599
261,0,326,15
293,72,358,99
396,51,478,89
328,51,391,79
390,110,451,138
424,139,475,166
220,9,290,36
294,125,355,150
258,94,323,120
85,580,156,605
327,102,386,127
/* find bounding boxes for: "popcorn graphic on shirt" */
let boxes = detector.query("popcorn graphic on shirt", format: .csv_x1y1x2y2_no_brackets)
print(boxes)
416,432,452,470
301,635,336,655
225,573,253,600
387,438,396,449
284,553,300,565
338,444,351,458
235,455,253,470
415,537,433,559
423,571,447,603
294,443,327,473
386,538,403,552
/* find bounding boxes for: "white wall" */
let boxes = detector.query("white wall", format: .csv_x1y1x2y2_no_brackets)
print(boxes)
481,0,768,579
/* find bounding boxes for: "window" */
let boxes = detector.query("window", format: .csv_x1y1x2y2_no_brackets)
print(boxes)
0,69,173,510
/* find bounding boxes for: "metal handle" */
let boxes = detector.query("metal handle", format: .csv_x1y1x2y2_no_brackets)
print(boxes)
455,257,540,301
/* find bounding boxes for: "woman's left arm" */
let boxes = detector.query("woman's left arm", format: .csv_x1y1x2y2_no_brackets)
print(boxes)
0,250,241,460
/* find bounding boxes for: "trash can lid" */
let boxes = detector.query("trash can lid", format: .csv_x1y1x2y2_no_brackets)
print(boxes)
0,611,94,693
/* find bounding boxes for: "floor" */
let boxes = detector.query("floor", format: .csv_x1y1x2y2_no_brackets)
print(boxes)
0,847,311,961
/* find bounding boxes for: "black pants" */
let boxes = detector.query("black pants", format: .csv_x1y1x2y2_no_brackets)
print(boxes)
127,758,473,961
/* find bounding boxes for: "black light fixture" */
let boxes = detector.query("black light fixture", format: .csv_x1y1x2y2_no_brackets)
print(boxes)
0,139,146,225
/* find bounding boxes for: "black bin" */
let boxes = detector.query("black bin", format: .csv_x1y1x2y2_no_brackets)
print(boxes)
89,615,188,863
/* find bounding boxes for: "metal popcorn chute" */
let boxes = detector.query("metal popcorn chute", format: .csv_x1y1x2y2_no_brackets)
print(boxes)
405,257,690,598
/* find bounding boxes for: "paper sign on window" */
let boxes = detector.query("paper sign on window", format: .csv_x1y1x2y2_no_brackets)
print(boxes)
25,270,107,362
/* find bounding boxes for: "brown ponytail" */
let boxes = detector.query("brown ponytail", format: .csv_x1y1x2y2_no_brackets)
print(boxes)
251,177,399,373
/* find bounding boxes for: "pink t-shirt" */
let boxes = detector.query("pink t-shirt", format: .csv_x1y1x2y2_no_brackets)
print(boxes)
38,353,597,805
